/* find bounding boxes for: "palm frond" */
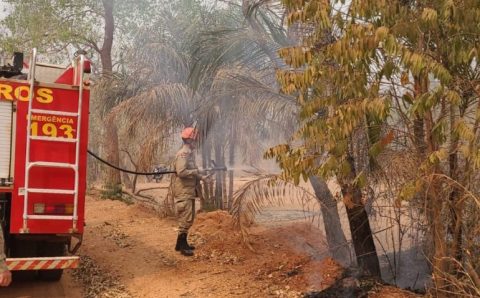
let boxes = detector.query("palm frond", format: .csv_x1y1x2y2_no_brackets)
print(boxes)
92,73,136,116
189,26,286,91
127,42,190,84
110,83,197,129
242,0,290,46
196,67,298,138
231,174,322,244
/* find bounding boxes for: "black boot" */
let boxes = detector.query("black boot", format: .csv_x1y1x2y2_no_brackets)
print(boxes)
176,233,194,256
175,233,195,251
175,234,182,251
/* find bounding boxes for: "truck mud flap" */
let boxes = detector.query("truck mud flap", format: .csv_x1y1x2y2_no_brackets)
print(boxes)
6,256,79,271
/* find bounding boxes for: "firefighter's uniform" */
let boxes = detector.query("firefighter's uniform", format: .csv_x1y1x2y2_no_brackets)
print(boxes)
173,144,203,234
0,227,8,273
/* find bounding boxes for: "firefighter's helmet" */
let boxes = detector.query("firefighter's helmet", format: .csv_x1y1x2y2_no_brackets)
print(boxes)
181,127,198,140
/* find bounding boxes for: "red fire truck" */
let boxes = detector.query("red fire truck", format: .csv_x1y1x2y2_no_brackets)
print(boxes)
0,49,90,280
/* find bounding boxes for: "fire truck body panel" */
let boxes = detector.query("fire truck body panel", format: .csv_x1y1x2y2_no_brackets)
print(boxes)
0,53,89,276
6,80,90,234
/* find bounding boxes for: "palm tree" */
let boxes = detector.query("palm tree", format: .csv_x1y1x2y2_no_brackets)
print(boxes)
97,0,350,265
189,0,351,264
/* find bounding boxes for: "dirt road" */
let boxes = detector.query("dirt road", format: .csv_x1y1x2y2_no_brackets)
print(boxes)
75,195,319,297
0,272,82,298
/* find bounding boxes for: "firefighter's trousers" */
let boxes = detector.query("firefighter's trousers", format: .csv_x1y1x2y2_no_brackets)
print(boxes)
175,198,195,234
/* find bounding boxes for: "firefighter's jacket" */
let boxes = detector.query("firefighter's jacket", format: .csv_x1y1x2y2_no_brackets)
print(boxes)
0,226,7,272
173,145,203,201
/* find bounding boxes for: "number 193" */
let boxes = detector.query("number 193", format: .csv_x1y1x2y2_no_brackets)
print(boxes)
30,122,74,139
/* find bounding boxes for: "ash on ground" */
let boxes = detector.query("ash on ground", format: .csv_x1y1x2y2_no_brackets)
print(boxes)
72,255,133,298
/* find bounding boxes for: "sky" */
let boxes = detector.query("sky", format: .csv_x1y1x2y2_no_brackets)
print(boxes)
0,1,9,20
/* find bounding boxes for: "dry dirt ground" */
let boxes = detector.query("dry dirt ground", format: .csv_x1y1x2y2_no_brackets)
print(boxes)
78,194,420,297
2,193,421,298
0,271,82,298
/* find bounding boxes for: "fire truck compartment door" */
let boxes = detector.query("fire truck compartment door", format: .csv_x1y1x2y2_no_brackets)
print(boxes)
0,100,13,181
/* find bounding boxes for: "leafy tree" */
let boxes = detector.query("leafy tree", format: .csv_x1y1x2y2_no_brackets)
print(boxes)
0,0,162,194
273,0,480,293
0,0,157,72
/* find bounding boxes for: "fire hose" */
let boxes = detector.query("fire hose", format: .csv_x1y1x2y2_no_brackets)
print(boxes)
88,149,227,219
87,149,226,176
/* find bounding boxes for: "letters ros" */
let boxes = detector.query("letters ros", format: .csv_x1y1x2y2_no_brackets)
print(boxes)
0,83,54,104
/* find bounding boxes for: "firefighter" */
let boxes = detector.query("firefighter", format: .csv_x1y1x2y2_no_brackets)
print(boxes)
0,226,11,286
173,127,209,256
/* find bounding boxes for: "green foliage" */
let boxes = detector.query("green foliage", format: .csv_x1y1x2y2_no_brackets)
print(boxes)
1,0,100,54
272,0,480,189
0,0,159,64
273,0,480,292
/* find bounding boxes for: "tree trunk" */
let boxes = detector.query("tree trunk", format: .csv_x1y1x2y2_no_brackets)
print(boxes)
202,139,209,169
429,185,448,297
341,153,381,277
104,115,121,194
228,126,235,210
100,0,114,73
309,176,351,266
413,75,428,155
132,174,138,194
222,169,227,208
98,0,116,196
214,141,223,209
122,172,133,190
448,102,463,264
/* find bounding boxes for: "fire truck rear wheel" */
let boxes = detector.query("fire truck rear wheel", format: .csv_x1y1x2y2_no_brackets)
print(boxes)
38,268,63,281
37,242,66,282
11,239,37,281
